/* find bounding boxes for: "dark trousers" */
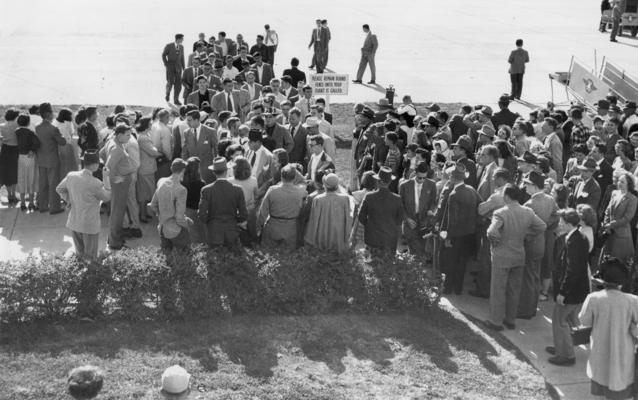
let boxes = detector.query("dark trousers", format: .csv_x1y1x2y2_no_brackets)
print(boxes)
313,45,327,73
108,176,131,248
403,221,425,256
37,166,62,212
475,228,492,296
610,18,620,40
264,46,276,65
443,234,474,294
510,73,524,100
165,67,182,102
160,227,190,250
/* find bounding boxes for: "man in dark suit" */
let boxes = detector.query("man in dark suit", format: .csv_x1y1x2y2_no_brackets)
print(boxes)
491,94,520,128
440,164,481,294
250,52,275,86
568,157,602,211
287,107,308,166
263,112,293,153
321,19,331,68
181,58,202,104
280,75,299,106
283,58,307,87
306,134,335,182
249,35,268,58
508,38,530,100
352,24,378,84
200,62,223,92
308,19,329,73
315,98,332,124
399,162,437,255
181,110,218,183
590,143,613,195
198,157,247,249
186,75,216,110
450,135,478,188
547,208,590,366
358,167,404,254
35,102,66,214
162,34,186,104
232,46,255,70
210,78,242,120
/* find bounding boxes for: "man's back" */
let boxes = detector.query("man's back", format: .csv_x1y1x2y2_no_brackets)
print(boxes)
359,188,403,247
446,184,480,237
508,48,529,74
488,203,545,266
36,120,65,167
199,179,246,223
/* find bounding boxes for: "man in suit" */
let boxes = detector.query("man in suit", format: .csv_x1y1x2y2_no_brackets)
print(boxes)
485,184,546,331
241,71,262,102
162,34,186,104
181,110,218,183
359,166,404,254
569,157,602,211
491,94,520,128
250,52,275,86
590,143,613,195
546,208,590,366
315,98,333,124
233,76,252,122
198,157,247,249
200,62,223,92
308,19,329,73
244,128,274,186
287,107,308,166
181,57,202,105
450,135,478,188
187,42,207,67
306,134,335,182
263,112,293,153
216,32,236,57
321,19,331,68
249,35,268,59
280,76,299,106
36,102,66,214
352,24,378,84
539,117,564,182
508,38,530,100
232,46,255,70
304,118,336,160
399,162,437,255
283,58,307,88
210,78,242,120
186,75,216,110
476,144,499,201
296,85,315,121
440,164,481,295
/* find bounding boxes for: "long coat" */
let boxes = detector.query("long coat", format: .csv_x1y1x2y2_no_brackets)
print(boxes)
553,229,590,304
181,124,218,183
602,190,638,262
304,191,353,253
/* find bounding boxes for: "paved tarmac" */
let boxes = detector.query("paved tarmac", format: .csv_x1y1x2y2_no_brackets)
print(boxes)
1,0,637,107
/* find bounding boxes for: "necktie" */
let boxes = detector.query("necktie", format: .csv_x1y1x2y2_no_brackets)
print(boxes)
290,125,296,138
227,93,233,111
250,151,256,166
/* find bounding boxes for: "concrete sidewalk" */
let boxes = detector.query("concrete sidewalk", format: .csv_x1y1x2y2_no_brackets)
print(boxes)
444,292,591,400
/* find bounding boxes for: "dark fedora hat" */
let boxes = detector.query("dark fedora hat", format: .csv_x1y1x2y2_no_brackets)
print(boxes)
516,150,538,164
577,157,599,171
523,170,546,188
80,149,100,166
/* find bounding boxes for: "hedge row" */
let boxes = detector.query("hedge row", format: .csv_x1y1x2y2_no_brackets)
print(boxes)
0,246,442,323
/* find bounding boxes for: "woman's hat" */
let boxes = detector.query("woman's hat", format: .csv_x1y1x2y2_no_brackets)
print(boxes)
372,166,395,183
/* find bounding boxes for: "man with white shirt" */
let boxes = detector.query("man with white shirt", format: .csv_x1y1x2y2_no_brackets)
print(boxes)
244,128,273,185
288,107,308,165
310,105,333,139
211,78,241,120
264,24,278,65
304,118,336,160
221,55,240,80
150,109,173,179
280,76,299,106
242,71,262,102
296,84,315,121
306,134,335,183
269,78,286,104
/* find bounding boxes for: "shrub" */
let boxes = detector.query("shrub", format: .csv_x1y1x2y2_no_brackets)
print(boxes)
0,246,440,323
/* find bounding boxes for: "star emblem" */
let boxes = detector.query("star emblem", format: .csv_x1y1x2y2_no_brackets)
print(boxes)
583,78,597,93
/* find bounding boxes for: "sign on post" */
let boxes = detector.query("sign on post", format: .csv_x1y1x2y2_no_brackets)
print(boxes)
309,74,349,96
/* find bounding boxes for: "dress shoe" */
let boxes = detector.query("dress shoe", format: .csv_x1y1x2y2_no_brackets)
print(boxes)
469,290,489,299
610,39,618,42
503,320,516,330
124,228,143,238
517,314,535,320
483,320,504,331
548,356,575,366
39,208,49,213
308,65,315,69
20,203,27,211
367,80,376,84
545,346,556,355
165,95,169,101
352,80,362,84
174,100,182,106
50,209,65,215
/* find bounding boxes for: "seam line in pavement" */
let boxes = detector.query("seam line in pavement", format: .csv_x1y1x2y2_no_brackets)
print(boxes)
9,207,19,240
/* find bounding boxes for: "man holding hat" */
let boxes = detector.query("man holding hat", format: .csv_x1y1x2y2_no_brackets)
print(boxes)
491,95,520,128
569,157,602,211
160,365,191,399
358,166,404,254
518,170,556,319
56,150,111,260
439,163,481,294
198,156,247,248
149,158,192,250
450,135,478,188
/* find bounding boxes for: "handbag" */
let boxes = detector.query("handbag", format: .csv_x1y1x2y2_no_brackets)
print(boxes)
570,326,592,346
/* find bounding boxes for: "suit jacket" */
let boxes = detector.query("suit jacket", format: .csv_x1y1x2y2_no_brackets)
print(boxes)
487,202,547,267
250,63,275,86
490,108,520,128
543,132,563,180
296,97,314,120
443,183,480,237
282,87,299,105
242,83,262,101
35,120,66,168
182,124,218,183
361,33,378,55
236,89,251,121
570,178,601,211
171,122,183,161
210,90,242,118
181,66,202,95
77,121,99,152
604,191,638,239
309,27,330,50
508,48,529,74
306,152,335,180
288,123,308,165
282,67,307,87
323,112,333,125
198,179,247,239
232,55,255,70
477,162,497,201
264,123,294,153
399,178,437,226
358,188,404,250
162,42,185,71
186,89,216,110
554,229,590,304
594,159,613,195
456,156,478,189
206,74,223,92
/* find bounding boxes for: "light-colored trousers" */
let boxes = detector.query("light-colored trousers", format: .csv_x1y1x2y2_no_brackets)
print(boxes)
490,265,524,326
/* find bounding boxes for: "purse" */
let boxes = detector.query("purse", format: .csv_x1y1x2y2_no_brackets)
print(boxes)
570,326,592,346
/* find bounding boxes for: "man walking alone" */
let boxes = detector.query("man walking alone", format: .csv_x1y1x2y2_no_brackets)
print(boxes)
353,24,378,85
507,39,529,100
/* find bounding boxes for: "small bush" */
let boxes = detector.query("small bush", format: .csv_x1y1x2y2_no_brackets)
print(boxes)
0,246,440,323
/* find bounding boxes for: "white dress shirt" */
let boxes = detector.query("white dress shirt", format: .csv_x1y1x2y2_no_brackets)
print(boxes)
222,66,239,80
309,151,325,181
414,182,422,213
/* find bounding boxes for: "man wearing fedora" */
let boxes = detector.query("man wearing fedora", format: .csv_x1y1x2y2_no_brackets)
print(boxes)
56,150,111,260
569,157,602,211
439,164,481,294
450,135,478,189
621,101,638,136
518,170,557,319
463,106,494,148
476,125,496,151
491,95,520,128
374,99,394,123
358,166,404,254
515,151,538,204
198,157,247,249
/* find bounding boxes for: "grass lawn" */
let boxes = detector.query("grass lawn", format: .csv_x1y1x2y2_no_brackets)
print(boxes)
0,303,549,400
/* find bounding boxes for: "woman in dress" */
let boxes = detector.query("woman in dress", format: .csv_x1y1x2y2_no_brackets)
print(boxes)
228,157,259,243
135,117,161,223
54,108,80,179
182,157,206,244
224,144,245,180
0,108,21,205
601,172,638,264
579,257,638,400
15,113,40,211
494,139,518,182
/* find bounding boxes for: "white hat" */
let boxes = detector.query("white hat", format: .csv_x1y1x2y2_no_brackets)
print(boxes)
161,365,190,395
303,117,319,128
